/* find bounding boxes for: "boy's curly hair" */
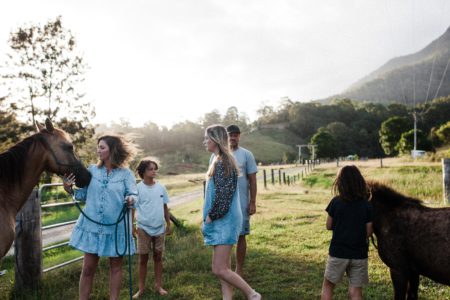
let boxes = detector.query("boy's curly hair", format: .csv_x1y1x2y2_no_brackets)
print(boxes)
136,159,159,179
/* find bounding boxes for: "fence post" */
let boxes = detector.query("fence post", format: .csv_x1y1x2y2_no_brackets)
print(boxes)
283,172,286,184
380,158,383,168
278,169,281,185
271,169,275,185
287,176,290,186
443,159,450,205
336,158,339,167
263,169,267,189
15,188,42,292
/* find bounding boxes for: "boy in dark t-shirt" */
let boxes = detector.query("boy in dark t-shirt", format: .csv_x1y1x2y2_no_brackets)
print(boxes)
321,166,373,300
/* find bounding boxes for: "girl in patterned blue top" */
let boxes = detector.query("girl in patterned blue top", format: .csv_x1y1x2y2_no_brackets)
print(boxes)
63,135,138,300
203,125,261,300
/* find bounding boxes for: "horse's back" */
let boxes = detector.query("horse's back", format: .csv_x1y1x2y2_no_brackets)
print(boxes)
379,207,450,285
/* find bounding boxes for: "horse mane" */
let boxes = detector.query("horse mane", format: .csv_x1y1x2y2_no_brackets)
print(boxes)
367,180,424,208
0,133,45,188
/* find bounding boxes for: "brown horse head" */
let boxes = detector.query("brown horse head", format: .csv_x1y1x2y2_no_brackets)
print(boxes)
35,118,91,187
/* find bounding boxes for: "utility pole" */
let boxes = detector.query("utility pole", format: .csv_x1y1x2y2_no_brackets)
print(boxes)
413,111,417,152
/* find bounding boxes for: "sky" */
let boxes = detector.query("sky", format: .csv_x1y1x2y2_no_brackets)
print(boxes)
0,0,449,128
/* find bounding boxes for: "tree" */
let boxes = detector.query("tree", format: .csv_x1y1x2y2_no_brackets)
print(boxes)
435,121,450,145
379,116,411,156
311,129,338,159
0,94,30,151
325,122,355,157
256,104,275,125
1,16,95,149
201,110,222,128
222,106,249,132
396,129,434,154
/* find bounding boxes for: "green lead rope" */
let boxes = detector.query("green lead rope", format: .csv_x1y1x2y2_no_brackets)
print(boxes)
73,200,134,300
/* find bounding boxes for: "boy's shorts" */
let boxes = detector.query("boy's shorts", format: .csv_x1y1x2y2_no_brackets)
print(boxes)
324,255,369,287
137,228,165,254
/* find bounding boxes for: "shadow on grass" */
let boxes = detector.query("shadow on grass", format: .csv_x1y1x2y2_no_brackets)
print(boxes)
2,224,449,299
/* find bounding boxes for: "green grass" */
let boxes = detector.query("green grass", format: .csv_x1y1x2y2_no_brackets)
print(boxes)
41,206,82,227
1,159,449,299
240,130,299,163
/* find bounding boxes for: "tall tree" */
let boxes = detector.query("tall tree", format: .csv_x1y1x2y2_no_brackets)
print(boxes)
201,109,222,128
1,16,95,149
0,96,28,152
222,106,249,132
379,116,411,156
396,129,433,154
311,129,338,158
435,121,450,145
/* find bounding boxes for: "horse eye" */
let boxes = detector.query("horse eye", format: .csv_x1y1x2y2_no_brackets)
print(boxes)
65,144,74,152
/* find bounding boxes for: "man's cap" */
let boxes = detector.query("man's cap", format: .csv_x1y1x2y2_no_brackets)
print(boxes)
226,124,241,134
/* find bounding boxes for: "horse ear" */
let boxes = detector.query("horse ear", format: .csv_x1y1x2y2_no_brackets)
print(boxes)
45,118,54,133
35,121,44,132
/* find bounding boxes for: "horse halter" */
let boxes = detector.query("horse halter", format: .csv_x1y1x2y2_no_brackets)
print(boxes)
35,134,84,174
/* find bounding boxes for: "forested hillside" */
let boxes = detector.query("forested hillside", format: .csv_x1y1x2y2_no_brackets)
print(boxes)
333,27,450,104
91,97,450,173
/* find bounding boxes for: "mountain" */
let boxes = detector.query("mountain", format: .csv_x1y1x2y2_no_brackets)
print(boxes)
332,26,450,105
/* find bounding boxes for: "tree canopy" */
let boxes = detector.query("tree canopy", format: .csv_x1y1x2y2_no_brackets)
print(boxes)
0,16,95,151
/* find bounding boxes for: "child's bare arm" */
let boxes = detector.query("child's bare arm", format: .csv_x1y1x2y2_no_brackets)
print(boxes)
366,222,373,237
326,215,333,230
164,204,172,235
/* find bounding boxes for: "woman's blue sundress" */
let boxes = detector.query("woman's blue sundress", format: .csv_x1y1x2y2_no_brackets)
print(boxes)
202,173,242,246
69,164,137,257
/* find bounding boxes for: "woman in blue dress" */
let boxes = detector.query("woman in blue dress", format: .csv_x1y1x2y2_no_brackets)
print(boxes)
203,125,261,300
63,135,137,300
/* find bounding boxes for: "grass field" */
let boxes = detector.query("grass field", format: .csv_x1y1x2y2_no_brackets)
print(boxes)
1,158,450,299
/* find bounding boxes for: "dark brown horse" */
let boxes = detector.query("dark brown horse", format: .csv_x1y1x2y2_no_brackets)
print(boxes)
0,119,91,258
369,181,450,300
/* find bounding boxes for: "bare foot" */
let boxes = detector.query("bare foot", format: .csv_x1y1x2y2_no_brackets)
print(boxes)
132,290,144,299
156,286,168,296
249,291,261,300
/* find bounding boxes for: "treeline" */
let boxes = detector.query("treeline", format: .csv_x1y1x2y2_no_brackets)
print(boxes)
257,97,450,159
92,97,450,172
95,106,251,173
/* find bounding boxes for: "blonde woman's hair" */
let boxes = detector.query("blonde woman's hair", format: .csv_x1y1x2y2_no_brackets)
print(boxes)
205,124,239,177
97,135,137,168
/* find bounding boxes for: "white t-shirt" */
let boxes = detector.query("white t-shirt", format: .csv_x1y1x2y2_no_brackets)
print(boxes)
135,181,170,236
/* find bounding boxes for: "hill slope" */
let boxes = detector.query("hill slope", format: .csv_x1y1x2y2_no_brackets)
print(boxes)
335,26,450,104
241,128,305,164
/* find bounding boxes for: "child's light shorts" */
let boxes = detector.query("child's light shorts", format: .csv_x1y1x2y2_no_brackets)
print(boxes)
324,255,369,287
137,228,165,254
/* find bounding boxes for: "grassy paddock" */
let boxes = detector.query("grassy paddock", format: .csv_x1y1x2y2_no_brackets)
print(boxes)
1,159,449,299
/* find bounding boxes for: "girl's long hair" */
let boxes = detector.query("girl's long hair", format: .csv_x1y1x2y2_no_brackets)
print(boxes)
205,124,238,178
332,165,370,202
97,135,136,168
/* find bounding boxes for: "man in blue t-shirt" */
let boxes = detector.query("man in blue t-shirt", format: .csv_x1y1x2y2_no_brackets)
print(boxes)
226,124,258,276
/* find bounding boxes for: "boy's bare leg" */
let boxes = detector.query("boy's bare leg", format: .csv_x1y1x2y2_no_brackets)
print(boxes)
348,286,363,300
321,278,335,300
235,235,247,276
153,250,168,295
133,254,149,298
